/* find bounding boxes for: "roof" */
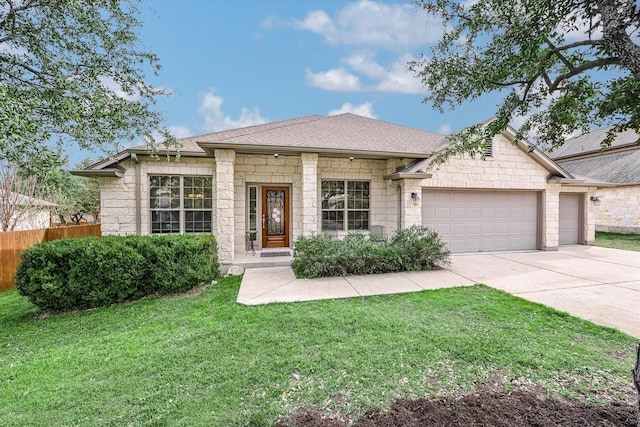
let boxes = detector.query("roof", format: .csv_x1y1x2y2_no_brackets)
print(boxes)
3,192,58,207
196,113,447,158
549,128,639,160
548,127,640,184
557,149,640,184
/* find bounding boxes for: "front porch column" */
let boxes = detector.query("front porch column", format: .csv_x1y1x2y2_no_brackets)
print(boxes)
301,153,319,236
542,182,560,250
399,179,423,229
214,149,236,264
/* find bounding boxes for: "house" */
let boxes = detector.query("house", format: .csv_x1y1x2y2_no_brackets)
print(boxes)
549,128,640,234
74,113,599,265
0,191,58,231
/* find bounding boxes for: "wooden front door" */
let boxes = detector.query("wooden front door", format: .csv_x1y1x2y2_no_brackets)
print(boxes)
262,186,290,248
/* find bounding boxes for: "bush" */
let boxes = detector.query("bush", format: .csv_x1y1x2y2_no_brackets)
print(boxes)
16,234,220,312
292,225,450,279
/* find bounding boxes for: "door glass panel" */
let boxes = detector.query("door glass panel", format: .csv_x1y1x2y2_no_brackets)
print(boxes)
266,189,286,236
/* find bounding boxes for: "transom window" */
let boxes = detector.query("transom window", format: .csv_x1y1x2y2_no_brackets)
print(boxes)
321,180,370,231
150,175,212,234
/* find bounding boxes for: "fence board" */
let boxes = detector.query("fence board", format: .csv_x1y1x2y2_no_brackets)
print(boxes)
0,224,101,292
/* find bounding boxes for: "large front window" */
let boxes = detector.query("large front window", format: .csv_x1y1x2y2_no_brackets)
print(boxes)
321,180,369,231
150,175,212,233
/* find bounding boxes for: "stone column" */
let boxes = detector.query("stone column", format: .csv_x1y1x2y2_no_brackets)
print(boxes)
214,149,236,264
400,179,423,229
584,187,597,245
542,182,560,250
301,153,319,236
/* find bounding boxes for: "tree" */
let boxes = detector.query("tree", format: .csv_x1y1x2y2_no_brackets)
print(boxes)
0,0,176,174
0,162,49,231
409,0,640,156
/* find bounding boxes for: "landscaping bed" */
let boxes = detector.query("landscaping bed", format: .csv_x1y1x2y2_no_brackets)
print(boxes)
277,382,636,426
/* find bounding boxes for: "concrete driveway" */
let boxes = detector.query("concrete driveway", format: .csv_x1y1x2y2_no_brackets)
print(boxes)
448,245,640,338
238,245,640,338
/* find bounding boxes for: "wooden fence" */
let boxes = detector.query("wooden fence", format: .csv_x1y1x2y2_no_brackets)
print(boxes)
0,224,102,292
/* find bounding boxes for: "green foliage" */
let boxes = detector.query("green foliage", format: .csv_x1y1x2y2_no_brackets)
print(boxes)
0,1,177,171
595,231,640,252
0,278,635,426
410,0,640,155
292,225,450,278
15,234,219,311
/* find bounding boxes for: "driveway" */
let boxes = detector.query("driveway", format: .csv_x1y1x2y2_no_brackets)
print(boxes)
447,245,640,338
238,245,640,338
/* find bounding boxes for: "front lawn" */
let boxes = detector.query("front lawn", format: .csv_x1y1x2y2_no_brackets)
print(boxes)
0,278,636,426
596,231,640,252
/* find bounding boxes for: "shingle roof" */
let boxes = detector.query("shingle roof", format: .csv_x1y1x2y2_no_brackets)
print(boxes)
549,128,639,160
196,113,447,157
557,150,640,184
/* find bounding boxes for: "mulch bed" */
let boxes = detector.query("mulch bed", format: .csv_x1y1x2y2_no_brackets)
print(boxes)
275,384,637,427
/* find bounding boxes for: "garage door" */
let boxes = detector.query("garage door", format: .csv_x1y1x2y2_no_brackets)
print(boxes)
422,190,539,253
559,194,580,245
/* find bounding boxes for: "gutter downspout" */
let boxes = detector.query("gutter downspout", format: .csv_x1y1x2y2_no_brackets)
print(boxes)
132,153,141,235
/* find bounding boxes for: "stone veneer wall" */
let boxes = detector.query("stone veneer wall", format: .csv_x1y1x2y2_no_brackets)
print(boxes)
318,157,397,239
420,133,596,249
595,185,640,234
97,156,215,236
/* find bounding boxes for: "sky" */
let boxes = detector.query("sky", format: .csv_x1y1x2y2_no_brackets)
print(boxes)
75,0,509,163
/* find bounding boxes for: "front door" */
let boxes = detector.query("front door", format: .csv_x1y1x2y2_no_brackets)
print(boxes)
262,186,290,248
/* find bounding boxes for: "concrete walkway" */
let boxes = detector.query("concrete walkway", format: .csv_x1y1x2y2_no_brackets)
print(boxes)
237,246,640,338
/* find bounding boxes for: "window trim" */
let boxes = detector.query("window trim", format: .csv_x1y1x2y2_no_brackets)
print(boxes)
321,179,370,231
149,175,213,234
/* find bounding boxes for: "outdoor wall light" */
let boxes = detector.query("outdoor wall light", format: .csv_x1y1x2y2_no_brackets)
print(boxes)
274,153,279,159
590,195,600,205
411,192,420,205
349,156,354,162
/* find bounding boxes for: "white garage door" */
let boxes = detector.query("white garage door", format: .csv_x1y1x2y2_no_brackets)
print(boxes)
422,190,539,253
559,194,580,245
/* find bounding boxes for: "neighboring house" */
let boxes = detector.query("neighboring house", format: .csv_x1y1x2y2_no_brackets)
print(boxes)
549,128,640,234
0,192,58,231
74,113,599,265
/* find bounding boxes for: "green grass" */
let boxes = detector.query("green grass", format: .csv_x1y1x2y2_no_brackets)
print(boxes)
596,231,640,251
0,278,636,426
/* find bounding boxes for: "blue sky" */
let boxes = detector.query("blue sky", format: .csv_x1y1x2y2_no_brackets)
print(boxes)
126,0,503,146
63,0,533,165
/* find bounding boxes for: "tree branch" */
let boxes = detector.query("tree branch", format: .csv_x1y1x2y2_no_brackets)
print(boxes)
548,57,621,92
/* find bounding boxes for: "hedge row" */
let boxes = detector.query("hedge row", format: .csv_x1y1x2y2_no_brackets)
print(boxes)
16,234,220,312
292,225,450,279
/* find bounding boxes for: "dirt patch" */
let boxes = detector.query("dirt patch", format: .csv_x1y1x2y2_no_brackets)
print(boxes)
275,384,637,427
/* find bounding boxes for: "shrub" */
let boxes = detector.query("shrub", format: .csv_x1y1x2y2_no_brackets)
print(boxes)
292,225,450,279
16,234,220,312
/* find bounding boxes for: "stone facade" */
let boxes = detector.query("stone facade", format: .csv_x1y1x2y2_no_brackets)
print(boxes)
95,132,596,262
420,133,597,250
97,156,215,236
595,185,640,234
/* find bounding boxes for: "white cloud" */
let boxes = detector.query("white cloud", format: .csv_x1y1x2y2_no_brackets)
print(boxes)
305,68,361,91
372,55,423,94
292,10,336,36
557,13,602,42
197,90,267,132
292,0,443,50
437,123,452,135
308,52,422,94
167,126,192,139
328,102,376,118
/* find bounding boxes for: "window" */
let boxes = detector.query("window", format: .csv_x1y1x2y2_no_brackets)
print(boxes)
321,180,369,231
150,175,212,234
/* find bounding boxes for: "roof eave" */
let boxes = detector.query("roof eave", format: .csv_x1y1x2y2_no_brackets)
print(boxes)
383,172,433,180
197,142,430,159
71,169,125,178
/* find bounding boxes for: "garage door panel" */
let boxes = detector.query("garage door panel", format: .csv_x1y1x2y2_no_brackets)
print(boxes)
559,194,580,245
423,190,538,253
